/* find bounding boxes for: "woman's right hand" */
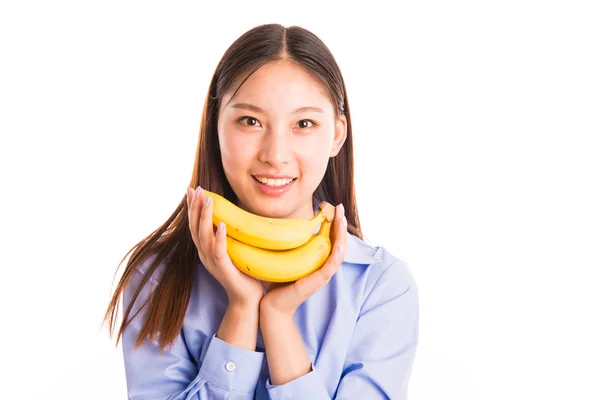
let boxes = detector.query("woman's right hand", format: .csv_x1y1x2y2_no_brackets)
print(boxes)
187,186,265,308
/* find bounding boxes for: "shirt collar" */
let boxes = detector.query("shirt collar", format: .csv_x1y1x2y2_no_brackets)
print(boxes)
343,231,380,265
311,202,379,265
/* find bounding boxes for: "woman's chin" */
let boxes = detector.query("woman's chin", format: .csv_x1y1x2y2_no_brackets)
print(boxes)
253,206,293,219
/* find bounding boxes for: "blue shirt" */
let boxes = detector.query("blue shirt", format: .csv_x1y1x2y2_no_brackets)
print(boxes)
122,231,419,399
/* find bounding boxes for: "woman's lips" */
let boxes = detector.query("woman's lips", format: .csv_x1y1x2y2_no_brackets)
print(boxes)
252,176,296,196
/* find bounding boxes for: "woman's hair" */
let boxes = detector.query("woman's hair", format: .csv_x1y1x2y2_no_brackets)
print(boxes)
103,23,362,353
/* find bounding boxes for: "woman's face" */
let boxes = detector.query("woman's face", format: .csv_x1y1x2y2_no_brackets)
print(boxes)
217,60,347,220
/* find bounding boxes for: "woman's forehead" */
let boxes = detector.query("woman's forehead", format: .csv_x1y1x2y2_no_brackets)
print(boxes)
220,61,333,114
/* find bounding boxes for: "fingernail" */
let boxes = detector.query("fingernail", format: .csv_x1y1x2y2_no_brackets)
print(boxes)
204,195,211,206
217,221,224,234
336,245,343,256
342,216,347,227
195,186,202,196
187,187,192,198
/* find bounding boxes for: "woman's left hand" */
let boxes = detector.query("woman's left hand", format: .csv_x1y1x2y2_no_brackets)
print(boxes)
260,203,348,318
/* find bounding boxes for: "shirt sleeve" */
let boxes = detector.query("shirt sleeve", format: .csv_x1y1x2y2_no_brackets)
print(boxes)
121,266,265,400
264,363,329,398
264,259,419,400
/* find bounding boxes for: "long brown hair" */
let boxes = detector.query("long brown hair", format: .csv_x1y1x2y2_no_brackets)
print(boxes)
103,23,363,353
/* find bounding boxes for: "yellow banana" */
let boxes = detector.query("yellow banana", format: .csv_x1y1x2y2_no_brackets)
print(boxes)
203,190,335,250
226,219,333,282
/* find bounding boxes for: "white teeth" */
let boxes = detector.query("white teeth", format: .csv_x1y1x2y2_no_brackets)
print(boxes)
256,177,293,187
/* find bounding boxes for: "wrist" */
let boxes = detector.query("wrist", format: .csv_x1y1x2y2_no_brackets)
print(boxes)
259,308,310,386
259,300,295,322
216,302,260,351
228,297,261,312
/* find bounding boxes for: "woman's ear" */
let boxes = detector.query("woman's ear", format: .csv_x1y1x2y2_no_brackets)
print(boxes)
329,114,348,157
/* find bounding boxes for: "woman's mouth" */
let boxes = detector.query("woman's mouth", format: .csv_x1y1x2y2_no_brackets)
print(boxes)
252,175,297,195
252,176,296,187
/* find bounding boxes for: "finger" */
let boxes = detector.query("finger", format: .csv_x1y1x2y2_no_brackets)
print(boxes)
198,193,215,257
321,243,345,278
186,187,195,210
188,187,205,256
335,203,347,242
213,222,230,269
294,245,342,300
187,187,196,226
336,204,348,255
294,204,347,299
316,245,344,283
317,204,347,280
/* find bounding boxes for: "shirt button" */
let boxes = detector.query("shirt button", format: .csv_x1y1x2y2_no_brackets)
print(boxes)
225,361,236,372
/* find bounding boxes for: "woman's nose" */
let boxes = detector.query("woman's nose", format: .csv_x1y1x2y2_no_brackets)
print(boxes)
258,128,293,167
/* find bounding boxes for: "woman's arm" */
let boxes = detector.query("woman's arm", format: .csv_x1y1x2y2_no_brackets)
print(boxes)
256,204,347,398
259,308,312,385
259,258,419,400
122,266,265,400
217,302,260,351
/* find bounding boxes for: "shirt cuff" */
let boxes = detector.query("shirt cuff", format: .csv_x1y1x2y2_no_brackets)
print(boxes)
266,363,330,399
198,334,265,393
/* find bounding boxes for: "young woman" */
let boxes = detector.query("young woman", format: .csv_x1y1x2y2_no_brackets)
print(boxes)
104,23,419,399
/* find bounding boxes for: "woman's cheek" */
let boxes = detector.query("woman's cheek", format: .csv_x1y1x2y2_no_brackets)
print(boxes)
302,135,332,163
221,131,255,163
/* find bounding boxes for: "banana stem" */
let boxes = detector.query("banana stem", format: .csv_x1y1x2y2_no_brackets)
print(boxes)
318,202,336,222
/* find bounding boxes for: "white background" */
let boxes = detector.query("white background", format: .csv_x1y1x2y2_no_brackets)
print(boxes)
1,1,598,399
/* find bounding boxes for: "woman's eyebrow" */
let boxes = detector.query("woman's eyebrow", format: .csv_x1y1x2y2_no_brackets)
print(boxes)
230,103,324,114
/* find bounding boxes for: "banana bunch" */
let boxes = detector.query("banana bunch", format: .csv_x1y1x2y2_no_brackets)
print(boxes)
203,190,336,282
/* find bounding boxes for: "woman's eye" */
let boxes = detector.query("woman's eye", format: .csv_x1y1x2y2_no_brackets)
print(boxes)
296,119,316,129
238,116,261,127
237,117,316,129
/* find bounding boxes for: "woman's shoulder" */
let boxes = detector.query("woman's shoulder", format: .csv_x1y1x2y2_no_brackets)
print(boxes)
132,252,166,286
